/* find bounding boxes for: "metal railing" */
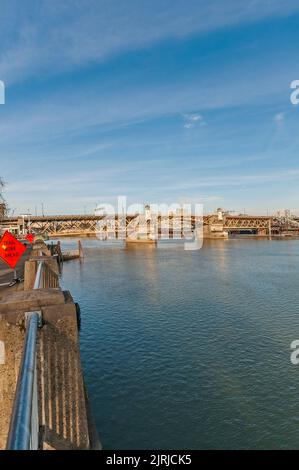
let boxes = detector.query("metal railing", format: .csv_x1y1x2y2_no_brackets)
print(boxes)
6,312,41,450
33,260,59,289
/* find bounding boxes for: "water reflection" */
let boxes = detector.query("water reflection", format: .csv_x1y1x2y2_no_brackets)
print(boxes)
60,238,299,449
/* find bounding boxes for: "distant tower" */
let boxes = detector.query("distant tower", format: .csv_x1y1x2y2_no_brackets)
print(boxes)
0,203,6,219
285,209,291,219
144,204,151,222
0,177,7,219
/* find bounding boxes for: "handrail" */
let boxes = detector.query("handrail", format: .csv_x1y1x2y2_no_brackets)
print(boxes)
33,260,59,289
6,312,41,450
33,261,43,289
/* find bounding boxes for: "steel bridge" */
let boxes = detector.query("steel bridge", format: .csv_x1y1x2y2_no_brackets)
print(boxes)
1,213,298,237
223,216,273,231
0,213,293,236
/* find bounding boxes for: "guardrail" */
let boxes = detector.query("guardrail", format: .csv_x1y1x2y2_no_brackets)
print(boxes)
6,257,57,449
33,260,59,289
6,312,42,450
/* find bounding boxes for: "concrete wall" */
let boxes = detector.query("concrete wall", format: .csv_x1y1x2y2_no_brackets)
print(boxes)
0,288,90,450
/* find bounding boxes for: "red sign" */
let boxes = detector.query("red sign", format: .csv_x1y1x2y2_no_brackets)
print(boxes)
0,231,26,269
25,233,35,244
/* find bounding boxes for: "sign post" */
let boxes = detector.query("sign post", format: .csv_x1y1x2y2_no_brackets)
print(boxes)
0,231,26,285
25,233,35,244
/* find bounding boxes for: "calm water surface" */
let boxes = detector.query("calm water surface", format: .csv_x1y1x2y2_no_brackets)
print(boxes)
60,238,299,449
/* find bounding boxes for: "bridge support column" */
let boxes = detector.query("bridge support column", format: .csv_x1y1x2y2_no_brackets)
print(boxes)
203,223,228,239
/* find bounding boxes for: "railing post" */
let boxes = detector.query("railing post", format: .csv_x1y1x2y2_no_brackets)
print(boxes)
33,261,44,289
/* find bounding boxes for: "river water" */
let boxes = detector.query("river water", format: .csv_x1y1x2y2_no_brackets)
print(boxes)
60,238,299,449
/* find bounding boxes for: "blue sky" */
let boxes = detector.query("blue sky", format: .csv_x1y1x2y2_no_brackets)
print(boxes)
0,0,299,215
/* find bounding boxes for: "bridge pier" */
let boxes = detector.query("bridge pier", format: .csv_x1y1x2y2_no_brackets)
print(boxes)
203,223,228,239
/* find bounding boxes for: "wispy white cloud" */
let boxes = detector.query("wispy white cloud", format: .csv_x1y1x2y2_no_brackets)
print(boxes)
1,0,299,84
1,1,299,213
161,168,299,191
274,112,285,123
183,113,205,128
0,2,297,146
0,57,292,146
5,158,163,194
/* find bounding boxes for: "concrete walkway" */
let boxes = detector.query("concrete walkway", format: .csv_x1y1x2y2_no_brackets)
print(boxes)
0,248,31,291
0,240,96,450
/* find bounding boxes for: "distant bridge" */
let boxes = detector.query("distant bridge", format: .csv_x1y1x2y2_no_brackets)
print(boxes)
1,213,298,238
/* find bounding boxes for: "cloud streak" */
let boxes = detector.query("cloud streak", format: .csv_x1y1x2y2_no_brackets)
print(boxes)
1,0,299,84
1,1,299,213
183,113,205,128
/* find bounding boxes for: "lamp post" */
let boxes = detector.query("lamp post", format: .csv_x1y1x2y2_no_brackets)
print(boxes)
20,213,31,235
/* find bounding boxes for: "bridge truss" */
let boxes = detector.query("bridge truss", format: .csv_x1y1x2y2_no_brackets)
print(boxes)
1,213,299,237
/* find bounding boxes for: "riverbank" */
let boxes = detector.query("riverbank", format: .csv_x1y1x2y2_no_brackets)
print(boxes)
0,239,100,450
